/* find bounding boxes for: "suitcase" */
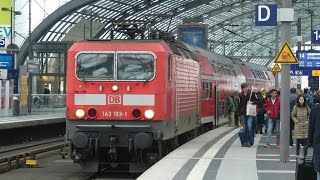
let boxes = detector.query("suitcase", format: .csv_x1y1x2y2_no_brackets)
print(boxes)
238,128,253,145
295,147,317,180
238,128,246,145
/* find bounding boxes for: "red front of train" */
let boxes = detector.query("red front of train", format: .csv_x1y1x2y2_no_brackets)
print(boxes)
66,40,201,171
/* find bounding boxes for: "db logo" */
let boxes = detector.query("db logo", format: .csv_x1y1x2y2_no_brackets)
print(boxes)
108,95,122,105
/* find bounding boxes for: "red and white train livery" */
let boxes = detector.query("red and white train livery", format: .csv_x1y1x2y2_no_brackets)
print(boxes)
65,39,274,172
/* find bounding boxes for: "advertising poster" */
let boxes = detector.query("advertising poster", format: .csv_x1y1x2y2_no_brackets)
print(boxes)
0,0,13,50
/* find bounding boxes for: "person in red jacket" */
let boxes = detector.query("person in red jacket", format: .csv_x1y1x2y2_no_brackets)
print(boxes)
263,89,281,147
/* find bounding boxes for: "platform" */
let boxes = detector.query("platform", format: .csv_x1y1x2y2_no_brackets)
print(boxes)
0,112,65,130
138,126,296,180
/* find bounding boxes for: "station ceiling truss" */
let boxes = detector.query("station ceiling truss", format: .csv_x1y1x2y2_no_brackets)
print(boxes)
17,0,320,67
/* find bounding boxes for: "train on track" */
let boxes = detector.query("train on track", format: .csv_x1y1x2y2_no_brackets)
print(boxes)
65,38,275,172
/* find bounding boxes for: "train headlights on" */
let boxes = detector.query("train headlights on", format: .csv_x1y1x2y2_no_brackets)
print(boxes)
75,109,85,119
112,85,118,92
144,109,155,119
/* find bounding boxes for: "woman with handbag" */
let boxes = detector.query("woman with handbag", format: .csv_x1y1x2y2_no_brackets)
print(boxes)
238,83,259,147
263,89,281,148
292,94,310,155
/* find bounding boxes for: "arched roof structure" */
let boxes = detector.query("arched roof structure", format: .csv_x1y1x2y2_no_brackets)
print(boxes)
17,0,318,67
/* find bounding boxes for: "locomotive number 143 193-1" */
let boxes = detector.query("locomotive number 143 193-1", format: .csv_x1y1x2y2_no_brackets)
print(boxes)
102,111,128,117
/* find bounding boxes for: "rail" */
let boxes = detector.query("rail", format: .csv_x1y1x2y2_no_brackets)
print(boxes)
0,137,67,173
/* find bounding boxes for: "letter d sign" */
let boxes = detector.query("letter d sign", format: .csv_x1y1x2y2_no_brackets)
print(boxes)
255,4,277,26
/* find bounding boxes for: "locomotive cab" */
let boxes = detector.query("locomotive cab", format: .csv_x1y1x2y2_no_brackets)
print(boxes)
66,40,187,172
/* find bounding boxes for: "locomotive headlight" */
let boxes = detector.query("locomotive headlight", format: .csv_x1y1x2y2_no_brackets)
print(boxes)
144,109,155,119
75,109,85,119
112,85,118,92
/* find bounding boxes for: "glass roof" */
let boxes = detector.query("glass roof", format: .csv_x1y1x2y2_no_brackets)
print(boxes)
19,0,320,67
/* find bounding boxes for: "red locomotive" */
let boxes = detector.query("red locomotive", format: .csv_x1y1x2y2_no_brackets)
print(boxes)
66,39,274,172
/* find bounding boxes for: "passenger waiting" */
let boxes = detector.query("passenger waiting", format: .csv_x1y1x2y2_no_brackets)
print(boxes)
292,95,310,155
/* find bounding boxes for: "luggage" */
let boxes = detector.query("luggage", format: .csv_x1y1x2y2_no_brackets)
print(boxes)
238,128,254,145
295,147,317,180
238,128,245,145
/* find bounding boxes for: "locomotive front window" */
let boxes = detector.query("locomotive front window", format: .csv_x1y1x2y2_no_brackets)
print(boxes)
117,53,155,80
76,53,115,80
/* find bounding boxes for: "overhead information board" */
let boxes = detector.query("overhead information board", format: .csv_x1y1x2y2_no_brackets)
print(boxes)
177,24,208,49
290,64,311,76
296,50,320,68
0,54,14,69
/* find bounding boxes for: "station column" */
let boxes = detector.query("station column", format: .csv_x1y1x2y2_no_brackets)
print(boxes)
280,0,292,162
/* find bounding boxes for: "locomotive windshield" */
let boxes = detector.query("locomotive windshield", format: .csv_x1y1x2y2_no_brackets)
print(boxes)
117,53,154,80
76,52,155,81
76,53,115,80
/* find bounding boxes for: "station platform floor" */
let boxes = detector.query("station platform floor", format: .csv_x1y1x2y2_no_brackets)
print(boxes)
0,109,65,130
138,126,296,180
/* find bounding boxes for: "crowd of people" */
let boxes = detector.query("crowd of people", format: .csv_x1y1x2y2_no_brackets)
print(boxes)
226,83,320,178
226,83,320,150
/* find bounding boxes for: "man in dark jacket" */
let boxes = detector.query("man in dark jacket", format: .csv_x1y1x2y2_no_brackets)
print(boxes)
304,88,314,108
308,95,320,178
289,88,297,148
238,83,259,147
256,91,266,134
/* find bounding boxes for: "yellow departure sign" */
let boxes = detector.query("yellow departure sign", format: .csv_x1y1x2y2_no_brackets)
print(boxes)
274,42,299,64
271,63,281,73
312,70,320,76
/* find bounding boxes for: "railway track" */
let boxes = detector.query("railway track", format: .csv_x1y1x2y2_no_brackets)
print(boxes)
0,137,66,173
81,171,140,180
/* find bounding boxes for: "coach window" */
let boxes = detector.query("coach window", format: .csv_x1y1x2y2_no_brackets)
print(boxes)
265,72,270,80
202,81,206,99
168,56,172,81
232,69,236,77
209,82,213,99
117,53,155,80
206,81,210,99
252,71,257,79
76,53,114,80
227,69,232,76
